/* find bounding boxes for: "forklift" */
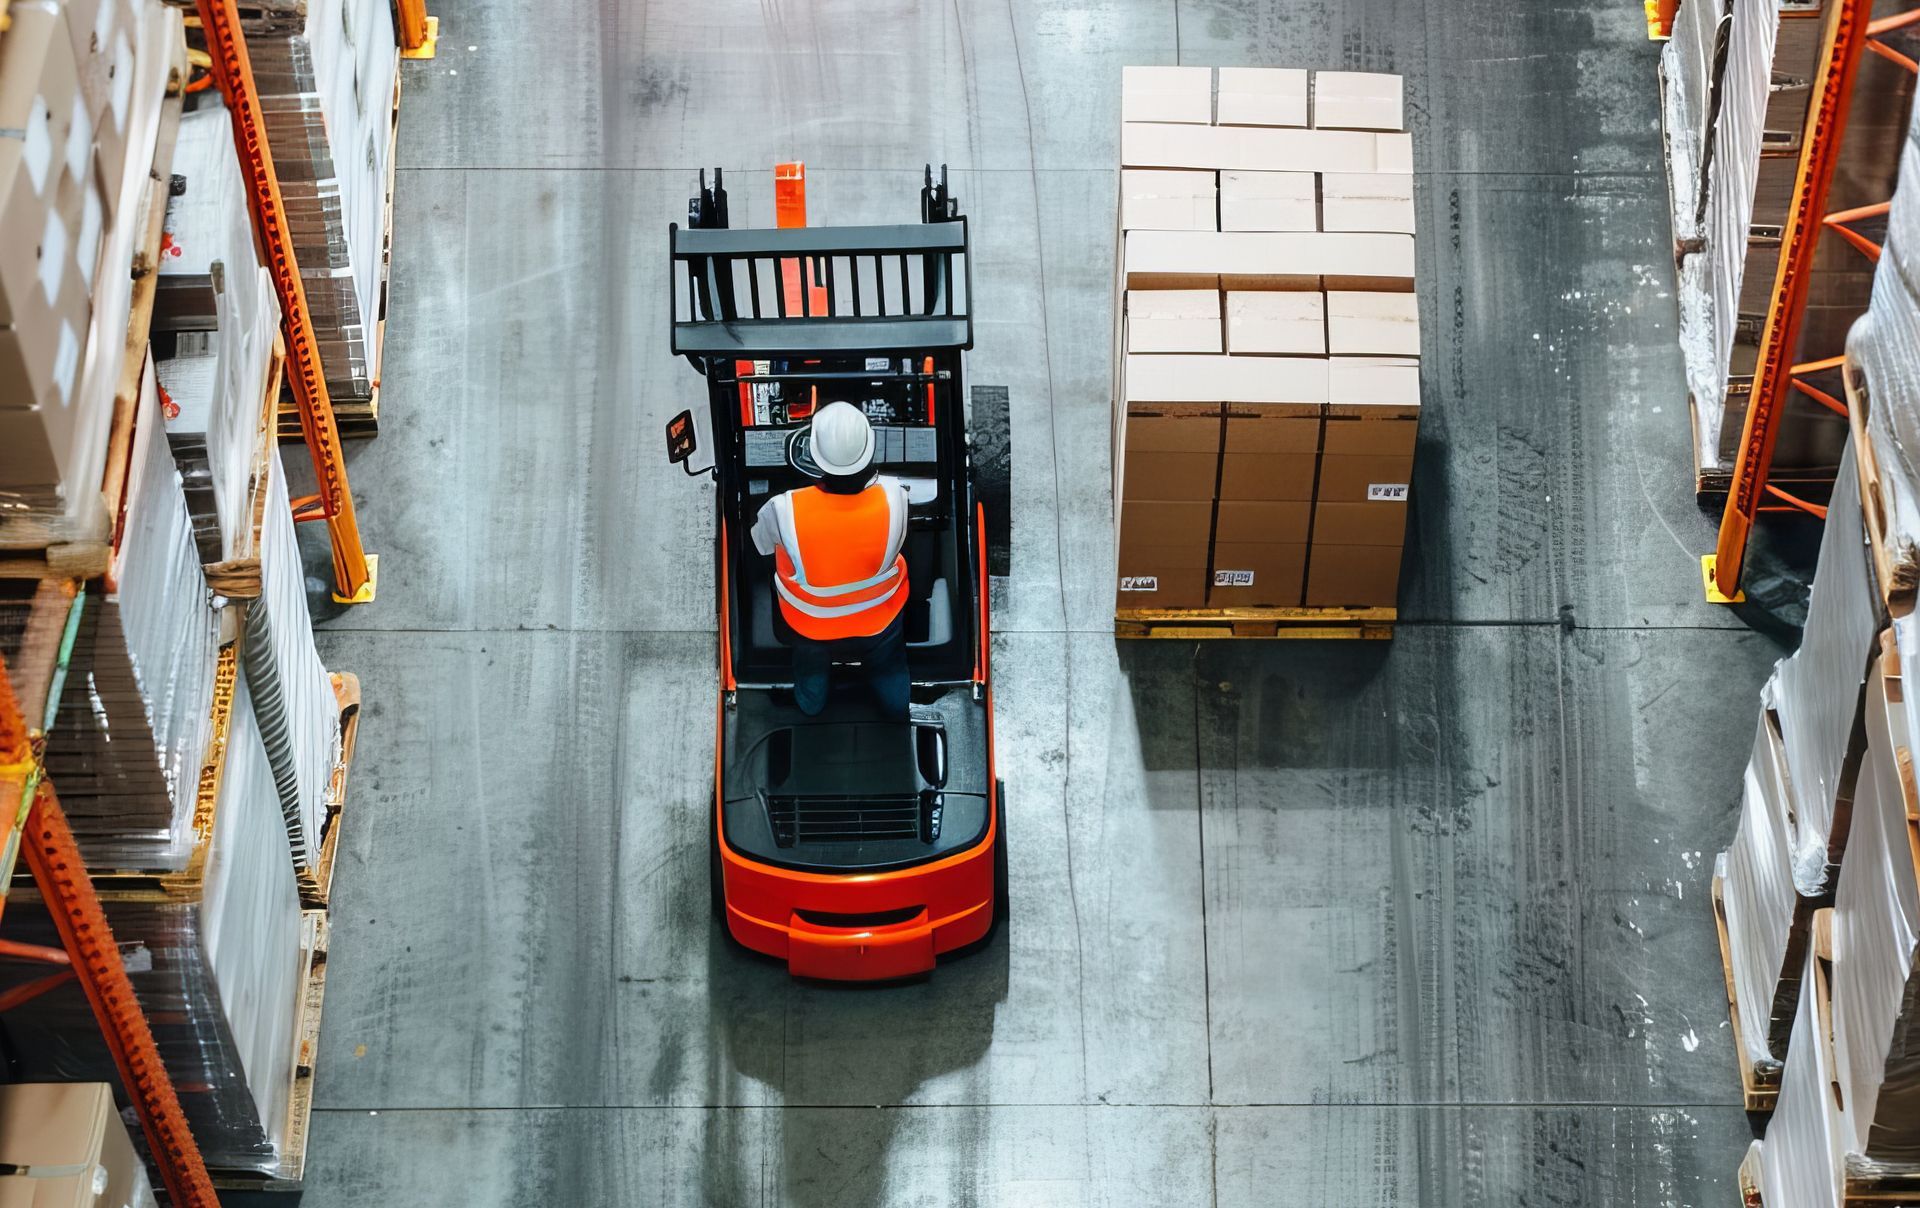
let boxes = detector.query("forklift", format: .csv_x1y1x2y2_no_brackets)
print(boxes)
664,164,1009,981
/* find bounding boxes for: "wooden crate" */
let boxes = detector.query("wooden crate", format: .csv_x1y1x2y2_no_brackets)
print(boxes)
209,908,331,1191
1115,605,1395,640
278,72,402,442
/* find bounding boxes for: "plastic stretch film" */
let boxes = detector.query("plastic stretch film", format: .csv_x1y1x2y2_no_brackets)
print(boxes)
157,103,280,565
240,0,397,409
1850,122,1920,601
42,367,219,870
1721,707,1813,1075
1755,941,1845,1208
0,671,305,1172
1772,437,1883,889
1659,0,1725,243
240,448,340,870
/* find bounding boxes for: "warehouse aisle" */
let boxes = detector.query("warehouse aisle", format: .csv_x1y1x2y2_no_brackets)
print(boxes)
292,1,1805,1203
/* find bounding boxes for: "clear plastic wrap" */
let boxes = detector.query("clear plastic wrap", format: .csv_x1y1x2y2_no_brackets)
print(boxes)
1833,636,1920,1168
1756,943,1845,1208
42,367,220,870
0,669,305,1172
240,448,340,870
1659,0,1726,243
1849,124,1920,599
1722,707,1812,1074
240,0,396,408
1772,439,1883,889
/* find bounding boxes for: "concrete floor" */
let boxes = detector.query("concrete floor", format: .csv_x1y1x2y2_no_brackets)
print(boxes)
289,1,1820,1203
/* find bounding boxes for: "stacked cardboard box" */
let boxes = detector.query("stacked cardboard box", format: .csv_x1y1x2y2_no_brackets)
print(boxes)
0,0,185,546
1112,66,1419,612
0,1084,155,1207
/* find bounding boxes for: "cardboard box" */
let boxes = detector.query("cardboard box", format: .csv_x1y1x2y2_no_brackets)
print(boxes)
1221,401,1320,502
1313,71,1405,131
1209,541,1307,606
1127,289,1223,353
1120,168,1218,232
0,271,90,413
1125,230,1413,289
1326,291,1420,356
1126,352,1328,404
1216,498,1312,544
1121,122,1405,174
0,1084,154,1208
1121,499,1215,550
1316,453,1412,503
1329,360,1420,407
1312,499,1407,546
0,402,75,487
1322,172,1416,234
1225,291,1325,355
1219,170,1316,232
1122,65,1213,125
1305,542,1403,607
1215,67,1308,128
1122,402,1222,501
1322,411,1418,458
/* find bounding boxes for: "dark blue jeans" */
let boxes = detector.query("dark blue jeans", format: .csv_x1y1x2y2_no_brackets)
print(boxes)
792,611,910,721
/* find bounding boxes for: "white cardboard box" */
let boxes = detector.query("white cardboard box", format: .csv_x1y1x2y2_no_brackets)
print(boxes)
1322,172,1416,233
1216,67,1308,127
1220,171,1316,232
1127,289,1224,353
1121,168,1217,231
1122,122,1403,173
1124,229,1415,287
1327,291,1421,356
1226,291,1326,355
1329,360,1420,407
1122,65,1213,125
1127,353,1329,404
1313,71,1405,131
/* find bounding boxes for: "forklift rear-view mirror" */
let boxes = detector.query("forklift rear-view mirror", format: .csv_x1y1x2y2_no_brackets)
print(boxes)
666,410,699,468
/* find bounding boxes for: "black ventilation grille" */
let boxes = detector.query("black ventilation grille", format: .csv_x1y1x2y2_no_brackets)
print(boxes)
765,794,927,846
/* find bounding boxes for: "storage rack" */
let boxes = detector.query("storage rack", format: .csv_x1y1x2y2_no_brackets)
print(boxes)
1709,2,1920,600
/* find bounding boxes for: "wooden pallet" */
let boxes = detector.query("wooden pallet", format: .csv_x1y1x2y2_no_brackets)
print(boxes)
1710,872,1782,1113
204,333,289,599
1115,606,1395,640
210,908,331,1192
278,71,402,443
296,671,363,910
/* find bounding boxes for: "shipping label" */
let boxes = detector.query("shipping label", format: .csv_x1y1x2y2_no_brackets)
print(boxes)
1119,576,1160,592
1213,569,1255,587
1368,483,1409,501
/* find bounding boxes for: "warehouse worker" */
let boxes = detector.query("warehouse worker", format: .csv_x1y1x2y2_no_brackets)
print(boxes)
750,402,912,721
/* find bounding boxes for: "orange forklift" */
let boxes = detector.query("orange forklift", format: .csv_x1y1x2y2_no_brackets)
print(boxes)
664,165,1010,980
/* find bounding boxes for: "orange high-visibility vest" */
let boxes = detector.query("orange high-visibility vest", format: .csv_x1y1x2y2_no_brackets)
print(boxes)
767,482,909,640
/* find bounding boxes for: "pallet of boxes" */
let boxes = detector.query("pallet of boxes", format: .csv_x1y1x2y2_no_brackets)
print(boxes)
1111,66,1419,640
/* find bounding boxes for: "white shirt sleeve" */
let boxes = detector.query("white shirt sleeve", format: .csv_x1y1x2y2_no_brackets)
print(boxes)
750,498,782,557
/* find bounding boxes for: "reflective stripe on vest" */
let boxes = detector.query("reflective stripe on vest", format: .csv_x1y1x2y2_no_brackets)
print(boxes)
770,482,909,635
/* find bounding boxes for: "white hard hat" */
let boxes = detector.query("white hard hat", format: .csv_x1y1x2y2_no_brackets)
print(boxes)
809,402,874,476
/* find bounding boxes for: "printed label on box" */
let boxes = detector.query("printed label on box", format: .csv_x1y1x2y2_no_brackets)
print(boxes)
1368,483,1409,501
1119,576,1160,592
1213,569,1255,587
752,360,771,375
865,357,891,372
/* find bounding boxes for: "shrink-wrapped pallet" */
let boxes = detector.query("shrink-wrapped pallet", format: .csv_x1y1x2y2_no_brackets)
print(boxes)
1720,707,1814,1081
1746,644,1920,1204
0,0,184,545
41,370,219,869
1848,122,1920,607
0,670,307,1172
240,448,340,871
242,0,396,416
157,104,281,564
1772,438,1884,884
1660,0,1726,242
